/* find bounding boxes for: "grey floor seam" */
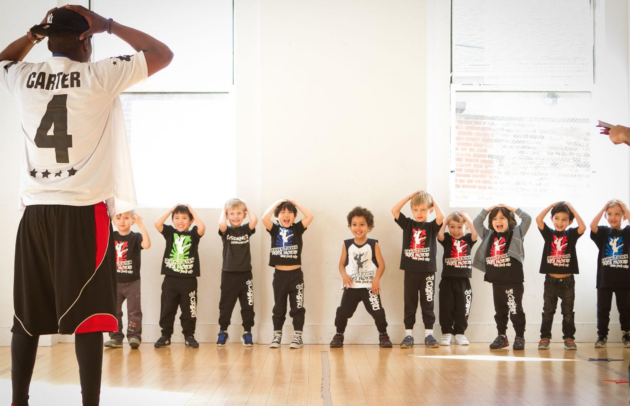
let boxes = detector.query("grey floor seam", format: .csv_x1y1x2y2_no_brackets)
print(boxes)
321,350,333,406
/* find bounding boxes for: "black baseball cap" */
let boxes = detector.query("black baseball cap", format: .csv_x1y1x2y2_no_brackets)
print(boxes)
30,7,89,37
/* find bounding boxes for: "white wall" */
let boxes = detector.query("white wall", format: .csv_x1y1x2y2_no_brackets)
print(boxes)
0,0,628,346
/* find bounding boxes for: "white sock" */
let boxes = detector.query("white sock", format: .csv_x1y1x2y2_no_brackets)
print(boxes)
405,329,413,337
425,329,433,337
274,330,282,335
294,330,302,335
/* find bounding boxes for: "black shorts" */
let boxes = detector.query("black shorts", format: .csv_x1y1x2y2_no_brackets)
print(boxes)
13,202,118,336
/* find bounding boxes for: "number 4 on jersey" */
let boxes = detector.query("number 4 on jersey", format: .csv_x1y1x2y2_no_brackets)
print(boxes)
35,94,73,163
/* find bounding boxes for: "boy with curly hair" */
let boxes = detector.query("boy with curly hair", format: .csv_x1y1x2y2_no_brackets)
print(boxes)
330,207,391,348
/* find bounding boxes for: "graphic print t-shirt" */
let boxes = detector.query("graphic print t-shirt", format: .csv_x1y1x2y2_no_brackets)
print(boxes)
539,225,582,274
344,239,379,288
160,225,202,277
268,221,306,266
219,224,256,272
484,231,524,283
395,213,440,272
113,231,143,282
439,233,476,278
591,225,630,288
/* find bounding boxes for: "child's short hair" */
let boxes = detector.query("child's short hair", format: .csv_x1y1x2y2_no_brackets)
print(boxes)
274,201,297,217
607,200,622,210
225,198,246,211
488,207,517,232
116,210,135,217
551,203,574,221
172,205,193,221
446,211,465,225
410,191,433,208
347,206,375,229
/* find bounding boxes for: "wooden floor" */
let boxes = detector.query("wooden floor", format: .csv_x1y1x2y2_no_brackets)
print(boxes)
0,343,628,405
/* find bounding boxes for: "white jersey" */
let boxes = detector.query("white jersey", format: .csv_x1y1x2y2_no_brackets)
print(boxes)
344,238,379,289
0,52,147,215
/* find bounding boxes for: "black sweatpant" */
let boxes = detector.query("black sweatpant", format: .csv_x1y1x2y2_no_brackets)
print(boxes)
218,271,255,331
12,331,103,406
159,276,198,337
540,275,575,340
403,271,436,330
439,277,472,335
335,288,388,334
492,282,526,337
272,268,305,331
597,288,630,337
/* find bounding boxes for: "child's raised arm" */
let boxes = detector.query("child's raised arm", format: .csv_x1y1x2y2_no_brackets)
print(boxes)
432,196,445,226
154,204,178,233
392,190,420,220
338,243,353,289
536,202,558,231
437,217,448,241
245,202,258,230
473,205,496,240
288,200,314,228
218,206,228,233
186,205,206,236
460,211,478,242
262,199,285,231
565,202,587,235
371,242,386,295
590,200,611,234
509,206,532,236
134,213,151,250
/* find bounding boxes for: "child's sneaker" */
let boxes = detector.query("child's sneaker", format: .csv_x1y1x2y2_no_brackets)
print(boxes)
216,330,229,346
594,336,607,348
454,334,469,346
439,334,452,346
289,333,303,349
154,336,171,348
104,339,123,348
513,336,525,350
424,335,439,348
489,335,509,350
563,339,577,350
330,333,344,348
242,332,253,347
622,331,630,348
129,337,141,349
185,335,199,348
379,333,393,348
270,331,282,348
538,338,550,350
400,335,414,349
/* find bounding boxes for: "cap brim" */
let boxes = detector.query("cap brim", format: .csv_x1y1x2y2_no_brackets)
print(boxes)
30,23,83,37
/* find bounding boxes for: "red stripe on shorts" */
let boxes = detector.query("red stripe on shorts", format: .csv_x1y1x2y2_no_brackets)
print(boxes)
75,314,117,334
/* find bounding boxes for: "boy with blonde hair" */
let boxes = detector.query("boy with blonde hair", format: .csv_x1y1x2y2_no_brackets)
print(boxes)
590,199,630,348
392,190,444,348
217,198,258,346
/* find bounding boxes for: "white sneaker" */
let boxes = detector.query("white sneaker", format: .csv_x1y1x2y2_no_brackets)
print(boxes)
270,332,282,348
289,333,303,349
455,334,470,346
439,333,452,346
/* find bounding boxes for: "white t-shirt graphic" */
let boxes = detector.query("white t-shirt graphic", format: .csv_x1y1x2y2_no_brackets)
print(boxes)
344,238,379,289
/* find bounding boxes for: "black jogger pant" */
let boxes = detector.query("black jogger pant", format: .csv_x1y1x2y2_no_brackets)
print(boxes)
334,288,388,334
540,275,576,340
492,282,526,337
159,276,198,337
272,268,305,331
439,277,472,335
218,271,255,331
403,271,436,330
597,288,630,337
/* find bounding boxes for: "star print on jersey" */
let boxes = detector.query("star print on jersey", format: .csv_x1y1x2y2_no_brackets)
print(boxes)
404,228,430,261
164,234,195,274
602,235,628,269
547,235,571,268
55,171,62,177
486,236,511,267
271,227,298,260
42,170,50,178
445,238,472,268
115,240,133,274
68,167,77,176
30,169,37,177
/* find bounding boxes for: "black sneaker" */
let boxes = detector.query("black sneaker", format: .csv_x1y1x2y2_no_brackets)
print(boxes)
217,330,229,346
424,335,439,348
379,333,393,348
330,333,344,348
513,336,525,350
185,335,199,348
594,336,607,348
489,335,509,350
154,335,171,348
538,338,550,350
622,331,630,348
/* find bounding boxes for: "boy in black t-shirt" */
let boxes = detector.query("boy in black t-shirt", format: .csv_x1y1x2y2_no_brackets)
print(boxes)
437,211,477,346
154,204,206,349
590,199,630,348
104,211,151,349
262,199,314,349
392,190,444,348
217,198,258,347
536,202,585,350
